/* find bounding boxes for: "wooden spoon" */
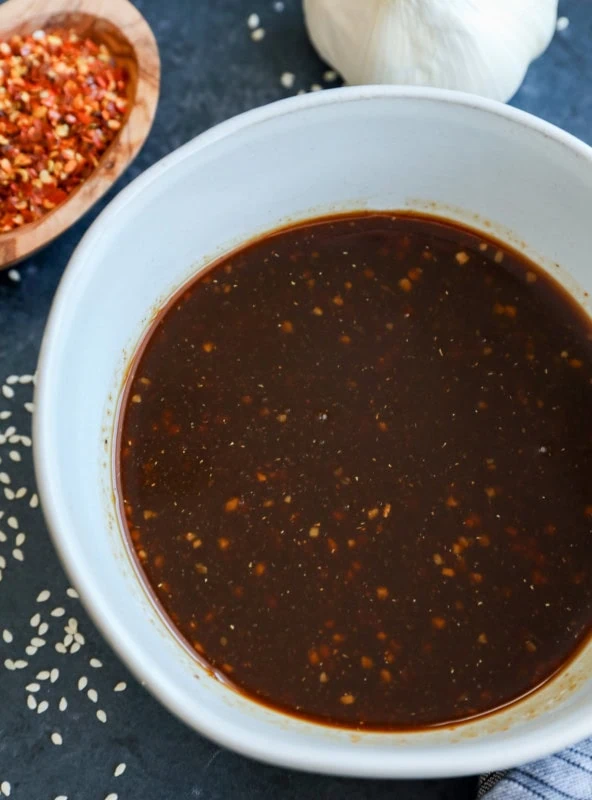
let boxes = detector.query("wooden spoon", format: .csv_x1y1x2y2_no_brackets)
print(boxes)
0,0,160,269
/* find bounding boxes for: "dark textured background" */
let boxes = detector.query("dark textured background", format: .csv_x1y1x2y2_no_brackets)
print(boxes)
0,1,590,798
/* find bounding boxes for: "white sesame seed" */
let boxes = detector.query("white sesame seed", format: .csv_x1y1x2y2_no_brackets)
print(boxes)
54,796,68,800
64,634,73,647
12,549,23,562
114,763,126,777
19,436,31,447
37,670,50,680
1,780,11,796
27,694,37,710
2,385,14,399
310,83,322,92
97,709,107,723
2,629,12,643
30,613,41,627
30,493,39,508
105,794,117,800
0,555,5,566
0,412,10,420
0,532,6,543
68,618,78,632
19,374,33,384
55,642,67,654
5,376,18,385
70,641,81,654
88,688,98,703
78,676,88,690
25,645,37,656
7,517,18,530
7,269,20,282
15,486,27,497
556,16,569,31
280,72,295,89
323,70,338,82
5,658,16,670
37,700,49,714
51,607,66,617
59,696,67,711
50,667,59,683
4,489,14,501
0,474,9,486
38,622,49,636
90,658,102,668
24,402,34,413
113,681,127,692
51,732,63,746
31,637,45,648
273,0,284,10
8,451,20,463
247,12,260,28
26,683,40,692
36,589,51,603
66,587,79,599
74,633,85,645
13,659,27,669
15,533,25,547
251,27,265,41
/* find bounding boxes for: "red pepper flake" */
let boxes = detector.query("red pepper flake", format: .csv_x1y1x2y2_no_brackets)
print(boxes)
0,28,129,231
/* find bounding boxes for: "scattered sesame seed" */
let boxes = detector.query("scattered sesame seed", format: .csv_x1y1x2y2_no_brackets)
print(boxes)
280,72,295,89
27,694,37,710
70,641,81,654
50,667,59,683
54,796,68,800
30,613,41,627
25,645,37,656
31,637,45,648
104,794,118,800
310,83,322,92
114,763,126,777
36,589,51,603
13,659,27,669
24,401,34,413
556,16,569,31
273,0,284,10
113,681,127,692
1,386,14,399
12,548,23,562
323,70,337,82
55,642,67,654
1,780,11,796
78,676,88,691
15,533,25,547
90,657,103,668
97,709,107,723
37,700,49,714
2,629,12,643
51,732,63,746
25,683,40,692
251,27,265,41
59,697,67,711
38,622,49,636
247,12,260,29
66,587,79,599
7,517,18,530
51,607,66,617
8,451,20,462
36,670,50,680
7,269,20,282
88,688,98,703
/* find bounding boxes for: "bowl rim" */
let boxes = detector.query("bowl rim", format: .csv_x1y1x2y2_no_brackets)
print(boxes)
33,85,592,778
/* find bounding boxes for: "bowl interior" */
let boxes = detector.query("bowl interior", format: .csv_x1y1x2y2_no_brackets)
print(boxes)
35,88,592,778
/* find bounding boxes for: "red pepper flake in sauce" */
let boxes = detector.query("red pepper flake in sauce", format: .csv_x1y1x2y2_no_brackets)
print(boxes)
119,213,592,731
0,28,128,231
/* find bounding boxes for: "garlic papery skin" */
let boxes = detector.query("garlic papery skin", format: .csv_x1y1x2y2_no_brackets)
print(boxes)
303,0,558,102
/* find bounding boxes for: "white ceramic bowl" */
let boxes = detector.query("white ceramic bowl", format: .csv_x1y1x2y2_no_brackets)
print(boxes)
35,87,592,779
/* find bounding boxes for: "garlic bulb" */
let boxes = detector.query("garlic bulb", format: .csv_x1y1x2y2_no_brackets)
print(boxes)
304,0,558,102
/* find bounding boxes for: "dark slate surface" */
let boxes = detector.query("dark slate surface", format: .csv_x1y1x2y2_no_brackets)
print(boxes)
0,1,589,797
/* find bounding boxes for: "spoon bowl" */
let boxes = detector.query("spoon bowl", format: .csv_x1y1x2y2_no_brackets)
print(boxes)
0,0,160,268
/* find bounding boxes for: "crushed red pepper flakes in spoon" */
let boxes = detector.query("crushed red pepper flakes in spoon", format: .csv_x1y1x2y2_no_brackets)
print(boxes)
0,28,128,232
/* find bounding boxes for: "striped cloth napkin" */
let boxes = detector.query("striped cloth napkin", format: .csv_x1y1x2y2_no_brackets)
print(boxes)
478,739,592,799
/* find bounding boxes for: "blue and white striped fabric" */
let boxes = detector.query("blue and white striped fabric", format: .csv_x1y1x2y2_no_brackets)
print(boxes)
479,740,592,799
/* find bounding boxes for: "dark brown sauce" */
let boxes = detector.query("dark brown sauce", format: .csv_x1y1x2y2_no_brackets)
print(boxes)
118,213,592,730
